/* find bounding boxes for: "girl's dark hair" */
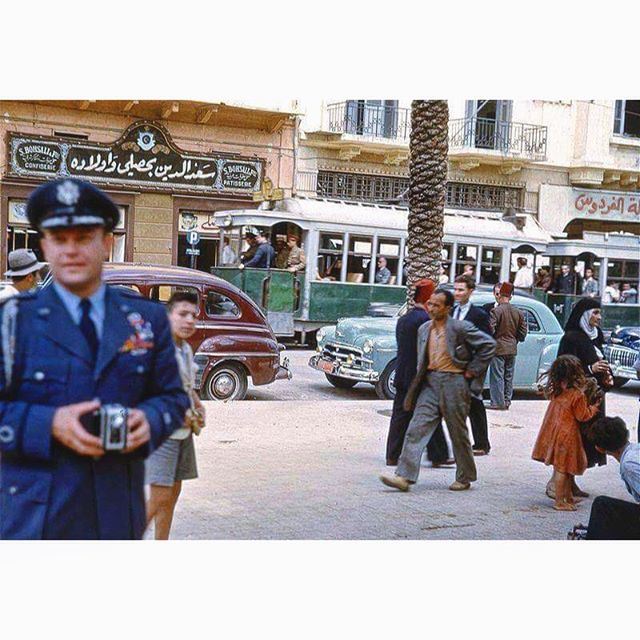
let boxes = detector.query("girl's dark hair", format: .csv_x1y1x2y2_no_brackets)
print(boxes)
537,354,588,398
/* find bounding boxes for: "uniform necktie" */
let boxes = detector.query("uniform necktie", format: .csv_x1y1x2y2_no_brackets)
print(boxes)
79,298,99,361
455,305,461,320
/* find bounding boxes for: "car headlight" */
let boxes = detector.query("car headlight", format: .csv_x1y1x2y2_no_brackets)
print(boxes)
316,327,327,343
363,339,374,354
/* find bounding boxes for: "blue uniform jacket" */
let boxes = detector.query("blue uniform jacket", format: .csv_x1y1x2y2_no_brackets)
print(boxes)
0,284,189,540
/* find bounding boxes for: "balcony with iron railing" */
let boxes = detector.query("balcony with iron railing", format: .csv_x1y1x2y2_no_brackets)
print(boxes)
321,102,548,162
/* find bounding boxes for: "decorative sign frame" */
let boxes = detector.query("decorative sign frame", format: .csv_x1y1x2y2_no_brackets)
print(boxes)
8,121,264,194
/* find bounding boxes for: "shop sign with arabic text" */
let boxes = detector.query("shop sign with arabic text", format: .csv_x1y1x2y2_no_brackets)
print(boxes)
7,122,263,194
573,189,640,221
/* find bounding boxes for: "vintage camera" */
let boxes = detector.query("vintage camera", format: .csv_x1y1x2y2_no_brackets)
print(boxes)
82,404,128,452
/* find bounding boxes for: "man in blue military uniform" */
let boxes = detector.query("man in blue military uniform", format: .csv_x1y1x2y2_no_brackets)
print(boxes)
0,178,189,539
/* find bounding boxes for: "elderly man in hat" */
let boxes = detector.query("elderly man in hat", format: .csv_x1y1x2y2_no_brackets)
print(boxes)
0,178,189,540
0,249,47,301
385,279,452,468
488,282,528,410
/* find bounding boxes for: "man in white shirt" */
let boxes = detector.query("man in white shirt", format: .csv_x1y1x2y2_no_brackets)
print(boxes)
220,237,237,266
0,248,45,301
513,257,533,289
585,417,640,539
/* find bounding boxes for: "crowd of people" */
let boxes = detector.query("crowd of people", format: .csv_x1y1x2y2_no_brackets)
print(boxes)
379,275,639,539
221,229,306,273
0,178,637,541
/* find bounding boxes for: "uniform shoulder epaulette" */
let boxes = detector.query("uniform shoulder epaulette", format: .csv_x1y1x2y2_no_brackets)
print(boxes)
0,291,36,306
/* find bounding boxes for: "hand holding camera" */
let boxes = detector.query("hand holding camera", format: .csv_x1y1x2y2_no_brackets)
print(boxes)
54,402,150,455
52,400,104,457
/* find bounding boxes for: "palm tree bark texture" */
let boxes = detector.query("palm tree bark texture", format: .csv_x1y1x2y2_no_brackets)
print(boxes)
406,100,449,307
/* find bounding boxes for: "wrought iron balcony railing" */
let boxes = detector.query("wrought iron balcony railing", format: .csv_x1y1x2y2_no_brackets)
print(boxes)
324,103,548,161
448,117,548,160
326,102,410,141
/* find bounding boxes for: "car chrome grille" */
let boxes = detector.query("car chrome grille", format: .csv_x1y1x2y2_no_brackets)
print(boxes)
322,342,372,369
605,345,638,368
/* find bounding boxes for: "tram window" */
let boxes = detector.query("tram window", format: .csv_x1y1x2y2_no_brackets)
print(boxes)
348,235,373,282
377,238,400,285
318,233,344,280
455,244,478,277
480,247,502,284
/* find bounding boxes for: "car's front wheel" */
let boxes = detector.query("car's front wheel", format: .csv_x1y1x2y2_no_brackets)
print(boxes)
204,362,249,401
612,376,629,389
325,373,358,389
375,359,397,400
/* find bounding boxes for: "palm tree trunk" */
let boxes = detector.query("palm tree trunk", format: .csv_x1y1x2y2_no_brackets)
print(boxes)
406,100,449,306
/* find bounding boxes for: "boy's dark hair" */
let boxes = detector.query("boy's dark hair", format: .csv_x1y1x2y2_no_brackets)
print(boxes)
433,288,454,307
167,290,199,310
585,416,629,452
454,274,476,290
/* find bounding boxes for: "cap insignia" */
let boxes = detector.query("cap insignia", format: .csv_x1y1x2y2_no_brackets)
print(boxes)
56,180,80,206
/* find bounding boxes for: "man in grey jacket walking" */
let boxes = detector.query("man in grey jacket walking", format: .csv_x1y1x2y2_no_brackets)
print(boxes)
380,289,496,492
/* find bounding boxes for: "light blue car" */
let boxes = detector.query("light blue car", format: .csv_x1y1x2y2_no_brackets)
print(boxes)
308,291,563,399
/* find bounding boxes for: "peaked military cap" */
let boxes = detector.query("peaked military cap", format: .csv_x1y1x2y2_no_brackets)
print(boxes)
26,178,120,231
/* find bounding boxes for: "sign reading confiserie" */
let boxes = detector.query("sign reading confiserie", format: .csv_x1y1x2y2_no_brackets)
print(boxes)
8,122,263,194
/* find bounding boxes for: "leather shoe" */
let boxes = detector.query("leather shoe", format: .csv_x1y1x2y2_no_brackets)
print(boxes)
380,474,411,492
449,480,471,491
487,404,507,410
386,459,398,466
432,458,456,467
473,448,490,456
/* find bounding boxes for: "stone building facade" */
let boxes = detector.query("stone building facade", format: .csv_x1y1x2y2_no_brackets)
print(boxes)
0,100,298,271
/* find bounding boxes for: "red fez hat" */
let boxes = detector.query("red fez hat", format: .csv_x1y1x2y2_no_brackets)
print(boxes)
499,282,514,297
414,278,436,304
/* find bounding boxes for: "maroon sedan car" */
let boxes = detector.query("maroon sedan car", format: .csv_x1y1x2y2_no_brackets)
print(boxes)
98,263,290,400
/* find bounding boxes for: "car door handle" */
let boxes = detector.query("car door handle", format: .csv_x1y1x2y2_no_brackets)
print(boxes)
535,337,546,343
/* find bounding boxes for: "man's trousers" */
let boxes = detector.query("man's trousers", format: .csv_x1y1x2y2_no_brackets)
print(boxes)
469,396,490,452
489,354,516,407
396,371,477,485
386,388,450,464
586,495,640,540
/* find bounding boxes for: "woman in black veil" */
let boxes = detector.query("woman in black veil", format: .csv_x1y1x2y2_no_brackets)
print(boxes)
545,297,613,499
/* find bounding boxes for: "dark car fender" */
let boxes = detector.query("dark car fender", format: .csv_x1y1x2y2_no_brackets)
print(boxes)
195,334,280,387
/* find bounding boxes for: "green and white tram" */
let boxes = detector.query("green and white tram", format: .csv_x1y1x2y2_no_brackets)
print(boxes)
210,197,552,345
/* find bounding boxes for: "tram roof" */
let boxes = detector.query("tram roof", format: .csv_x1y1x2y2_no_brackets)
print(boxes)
214,197,552,250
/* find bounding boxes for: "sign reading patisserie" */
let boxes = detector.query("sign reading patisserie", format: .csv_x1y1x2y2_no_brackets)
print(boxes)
573,189,640,221
8,121,263,194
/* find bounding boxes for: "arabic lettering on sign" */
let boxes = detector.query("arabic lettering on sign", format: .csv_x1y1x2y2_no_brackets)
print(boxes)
8,122,263,194
574,191,640,218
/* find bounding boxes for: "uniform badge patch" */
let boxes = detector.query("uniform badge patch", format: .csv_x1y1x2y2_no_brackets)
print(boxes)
120,312,155,355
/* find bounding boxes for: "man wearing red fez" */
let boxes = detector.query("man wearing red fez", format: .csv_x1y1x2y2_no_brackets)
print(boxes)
385,278,452,467
488,281,528,410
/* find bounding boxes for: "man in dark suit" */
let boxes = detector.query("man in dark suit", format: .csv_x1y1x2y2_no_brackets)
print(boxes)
452,275,492,454
385,279,452,466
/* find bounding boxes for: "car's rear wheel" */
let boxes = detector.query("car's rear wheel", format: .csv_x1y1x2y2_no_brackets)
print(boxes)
375,359,397,400
204,363,248,401
612,376,629,389
325,373,358,389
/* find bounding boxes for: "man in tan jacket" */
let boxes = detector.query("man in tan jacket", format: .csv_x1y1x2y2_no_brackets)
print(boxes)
488,282,527,410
